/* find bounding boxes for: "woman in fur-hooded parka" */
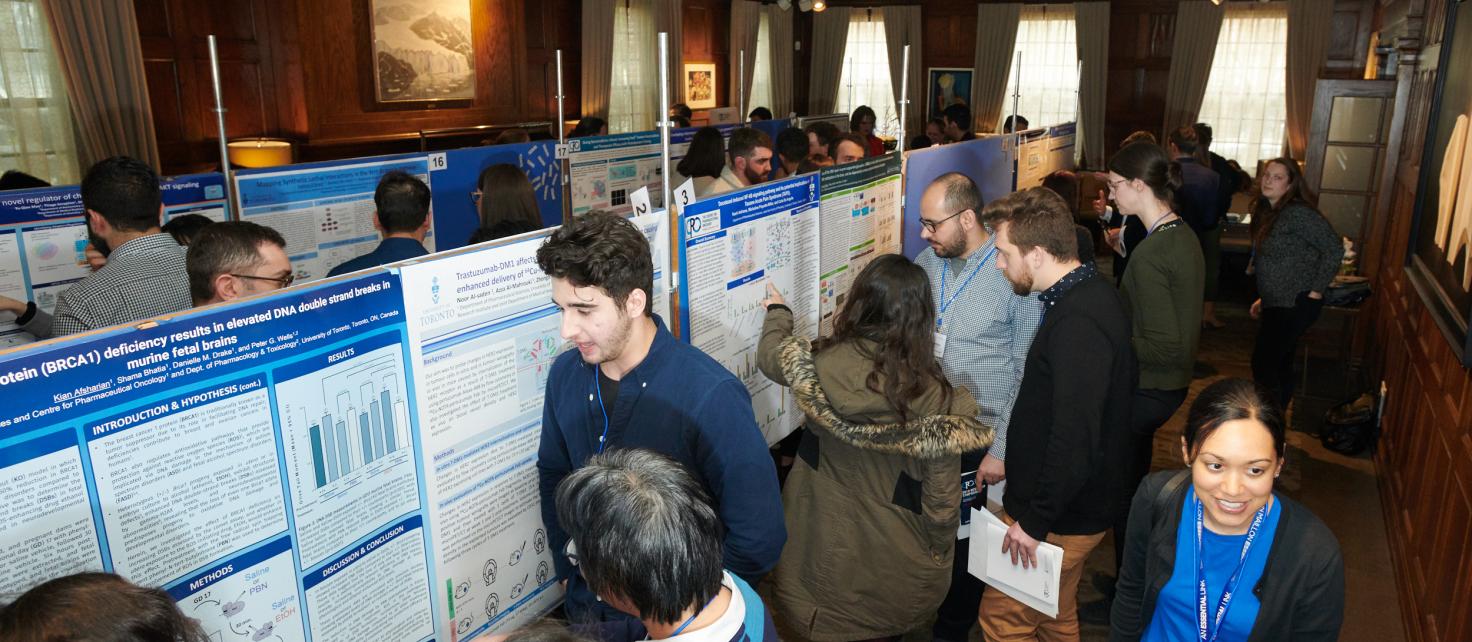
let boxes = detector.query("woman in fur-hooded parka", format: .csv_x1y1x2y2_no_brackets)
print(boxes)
756,304,993,641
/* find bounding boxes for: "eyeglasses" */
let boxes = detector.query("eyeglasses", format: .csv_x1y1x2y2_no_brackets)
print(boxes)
920,208,970,233
564,540,579,567
231,273,295,288
1106,177,1129,192
471,190,483,207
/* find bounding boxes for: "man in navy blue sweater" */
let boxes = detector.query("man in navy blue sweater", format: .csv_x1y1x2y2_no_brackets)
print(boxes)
534,210,786,624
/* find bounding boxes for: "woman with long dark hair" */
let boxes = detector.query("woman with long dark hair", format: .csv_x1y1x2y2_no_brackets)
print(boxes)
672,126,726,196
1102,141,1205,585
1111,378,1344,641
755,254,990,641
1248,158,1343,409
850,105,886,157
470,163,543,243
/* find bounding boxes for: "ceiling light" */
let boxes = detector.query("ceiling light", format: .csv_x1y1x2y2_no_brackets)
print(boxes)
813,0,826,10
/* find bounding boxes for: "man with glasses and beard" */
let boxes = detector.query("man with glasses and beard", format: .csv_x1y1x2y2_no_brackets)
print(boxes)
534,211,785,626
914,173,1043,642
0,156,191,338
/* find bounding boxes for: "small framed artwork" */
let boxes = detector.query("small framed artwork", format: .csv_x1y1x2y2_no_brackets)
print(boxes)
928,68,973,121
369,0,475,104
684,63,717,110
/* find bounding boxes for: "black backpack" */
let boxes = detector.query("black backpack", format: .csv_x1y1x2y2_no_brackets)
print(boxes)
1320,392,1379,456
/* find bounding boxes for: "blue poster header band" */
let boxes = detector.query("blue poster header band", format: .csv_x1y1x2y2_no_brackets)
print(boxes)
0,428,78,469
165,535,296,600
84,375,267,442
237,157,430,208
0,173,227,227
303,514,424,589
683,175,816,231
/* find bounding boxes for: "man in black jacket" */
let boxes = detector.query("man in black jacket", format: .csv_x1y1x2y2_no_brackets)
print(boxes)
979,187,1137,641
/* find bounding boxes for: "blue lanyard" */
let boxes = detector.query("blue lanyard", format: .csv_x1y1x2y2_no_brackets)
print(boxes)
667,592,719,637
1194,493,1269,642
1146,212,1178,238
593,366,610,454
938,246,996,328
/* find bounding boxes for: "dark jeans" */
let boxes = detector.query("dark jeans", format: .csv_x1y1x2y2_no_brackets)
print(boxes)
1110,387,1188,580
1252,293,1325,409
933,450,987,642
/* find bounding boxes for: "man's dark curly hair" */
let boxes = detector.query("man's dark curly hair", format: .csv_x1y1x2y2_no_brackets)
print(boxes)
536,210,654,316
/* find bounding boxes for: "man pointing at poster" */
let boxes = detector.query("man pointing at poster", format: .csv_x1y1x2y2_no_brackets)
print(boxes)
534,211,785,625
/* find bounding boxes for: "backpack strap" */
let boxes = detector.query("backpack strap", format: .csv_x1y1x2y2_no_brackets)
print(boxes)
1154,470,1190,516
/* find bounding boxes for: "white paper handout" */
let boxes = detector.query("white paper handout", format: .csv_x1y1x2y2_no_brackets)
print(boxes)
968,507,1063,618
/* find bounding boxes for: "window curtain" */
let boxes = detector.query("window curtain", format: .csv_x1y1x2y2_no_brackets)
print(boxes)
808,6,852,116
880,5,923,137
971,3,1022,134
1195,3,1288,171
766,4,794,117
43,0,157,172
730,0,762,111
652,0,683,116
609,0,658,133
2,0,78,184
1161,0,1224,136
1074,2,1109,167
1285,0,1333,159
581,0,616,120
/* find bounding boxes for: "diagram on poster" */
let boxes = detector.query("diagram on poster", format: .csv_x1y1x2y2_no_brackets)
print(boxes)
817,154,903,335
679,176,820,444
568,132,665,216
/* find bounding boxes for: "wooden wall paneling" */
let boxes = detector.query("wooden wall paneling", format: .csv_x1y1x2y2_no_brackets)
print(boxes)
682,0,730,109
523,0,580,122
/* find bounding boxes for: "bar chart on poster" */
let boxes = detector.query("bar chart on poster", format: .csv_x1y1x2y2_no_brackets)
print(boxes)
290,350,409,489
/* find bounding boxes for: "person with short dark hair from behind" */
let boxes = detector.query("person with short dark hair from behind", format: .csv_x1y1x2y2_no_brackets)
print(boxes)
161,213,215,245
188,221,292,305
942,103,974,142
977,187,1135,641
1193,122,1242,329
849,105,886,157
535,211,784,626
755,255,991,641
0,572,210,642
794,155,833,175
503,620,596,642
0,156,191,338
1002,114,1029,133
828,132,868,165
773,127,809,180
670,103,694,121
1110,378,1345,641
1041,170,1098,267
703,127,773,197
468,163,544,245
672,127,727,195
803,121,841,162
671,114,692,129
570,117,608,138
0,169,49,191
556,449,780,641
748,106,773,121
328,171,432,277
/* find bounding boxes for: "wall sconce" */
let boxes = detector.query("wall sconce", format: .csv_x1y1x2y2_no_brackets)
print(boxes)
226,138,293,168
813,0,826,10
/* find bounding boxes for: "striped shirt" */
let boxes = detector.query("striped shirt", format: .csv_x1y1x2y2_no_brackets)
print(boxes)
916,238,1043,461
21,233,191,338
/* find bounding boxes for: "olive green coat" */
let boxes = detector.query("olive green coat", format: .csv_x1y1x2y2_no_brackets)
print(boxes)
756,307,993,640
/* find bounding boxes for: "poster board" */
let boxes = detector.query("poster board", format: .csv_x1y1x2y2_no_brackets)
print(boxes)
0,207,674,642
797,113,851,132
0,174,229,347
816,153,904,335
901,137,1014,258
1014,123,1076,190
428,141,563,251
567,131,666,216
235,155,436,283
677,177,820,445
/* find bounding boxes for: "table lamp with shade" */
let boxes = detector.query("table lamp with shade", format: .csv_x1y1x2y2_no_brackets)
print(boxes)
226,138,294,169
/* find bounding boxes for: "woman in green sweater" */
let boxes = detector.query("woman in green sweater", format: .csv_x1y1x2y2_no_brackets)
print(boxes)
1103,141,1206,584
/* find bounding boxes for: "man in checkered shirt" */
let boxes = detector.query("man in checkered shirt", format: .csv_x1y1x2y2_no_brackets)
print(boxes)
915,172,1043,642
0,157,192,338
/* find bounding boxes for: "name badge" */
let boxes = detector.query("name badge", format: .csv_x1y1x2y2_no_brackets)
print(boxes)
933,331,948,359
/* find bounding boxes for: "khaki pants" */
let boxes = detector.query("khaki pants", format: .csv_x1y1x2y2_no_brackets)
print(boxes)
977,512,1105,642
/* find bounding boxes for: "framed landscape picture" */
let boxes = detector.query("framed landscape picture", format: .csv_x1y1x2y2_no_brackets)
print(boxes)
685,63,717,110
928,68,973,121
370,0,475,103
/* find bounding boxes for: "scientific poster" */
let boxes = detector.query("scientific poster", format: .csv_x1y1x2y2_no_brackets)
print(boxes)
0,174,229,347
428,141,563,251
678,177,820,444
1014,122,1076,190
236,155,436,283
816,153,903,336
568,132,666,216
0,272,438,642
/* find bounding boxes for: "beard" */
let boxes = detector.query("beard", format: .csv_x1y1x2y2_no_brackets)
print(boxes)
87,222,112,257
933,232,968,259
742,163,767,185
591,312,634,365
1007,267,1034,296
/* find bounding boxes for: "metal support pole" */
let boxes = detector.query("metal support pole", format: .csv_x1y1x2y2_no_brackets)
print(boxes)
659,33,675,293
207,35,235,217
897,44,910,156
738,49,746,121
556,49,566,146
1010,52,1022,134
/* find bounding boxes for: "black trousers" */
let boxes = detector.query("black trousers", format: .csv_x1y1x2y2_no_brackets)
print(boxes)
1110,387,1188,580
1252,293,1325,409
933,450,986,642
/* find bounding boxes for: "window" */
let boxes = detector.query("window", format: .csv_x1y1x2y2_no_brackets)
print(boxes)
1195,3,1288,172
0,0,78,185
609,0,657,134
834,11,898,137
999,4,1078,132
747,11,772,117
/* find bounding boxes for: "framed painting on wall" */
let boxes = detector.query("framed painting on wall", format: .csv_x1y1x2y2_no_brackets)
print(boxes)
370,0,475,103
928,68,973,121
685,63,717,110
1408,0,1472,365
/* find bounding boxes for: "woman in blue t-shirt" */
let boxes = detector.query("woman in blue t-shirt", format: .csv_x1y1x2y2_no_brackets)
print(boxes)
1110,378,1345,641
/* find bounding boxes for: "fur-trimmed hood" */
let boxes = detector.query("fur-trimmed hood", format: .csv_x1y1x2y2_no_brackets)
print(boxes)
777,335,994,458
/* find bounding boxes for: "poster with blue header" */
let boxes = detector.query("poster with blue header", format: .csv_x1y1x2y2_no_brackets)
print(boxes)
0,173,228,347
677,175,820,445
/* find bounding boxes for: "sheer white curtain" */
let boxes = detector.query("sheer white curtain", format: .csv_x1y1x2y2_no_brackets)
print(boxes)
610,0,658,133
749,11,773,115
0,0,77,184
1195,3,1288,171
834,10,899,137
765,4,794,117
999,4,1078,132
